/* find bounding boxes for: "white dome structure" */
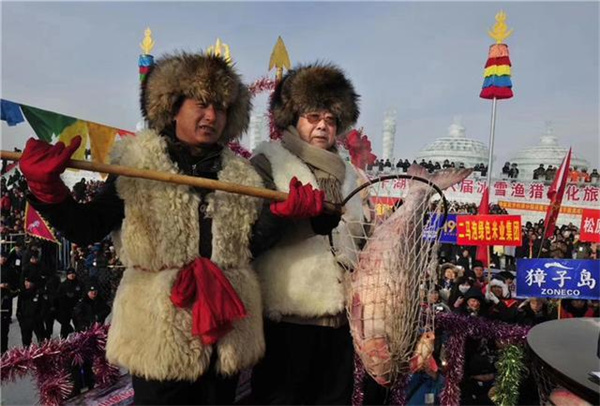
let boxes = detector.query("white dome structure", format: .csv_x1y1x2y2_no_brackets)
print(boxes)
509,124,590,179
415,117,489,168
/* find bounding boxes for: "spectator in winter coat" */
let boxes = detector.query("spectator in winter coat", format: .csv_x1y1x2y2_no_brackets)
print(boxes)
72,285,111,331
447,276,474,310
517,298,555,326
56,268,83,338
485,278,519,323
1,253,18,353
560,299,596,318
457,287,488,318
17,277,47,346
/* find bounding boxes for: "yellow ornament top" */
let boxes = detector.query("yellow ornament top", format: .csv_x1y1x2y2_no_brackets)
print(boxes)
269,36,291,81
206,38,232,65
140,27,155,55
488,11,513,44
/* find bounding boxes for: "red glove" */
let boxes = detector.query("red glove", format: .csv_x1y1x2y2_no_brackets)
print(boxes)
19,136,81,204
171,257,247,345
270,177,325,218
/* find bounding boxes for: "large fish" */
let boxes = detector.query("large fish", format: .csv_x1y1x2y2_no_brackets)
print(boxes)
347,164,471,387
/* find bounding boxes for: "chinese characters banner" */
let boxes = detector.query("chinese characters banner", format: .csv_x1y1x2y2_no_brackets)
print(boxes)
579,209,600,243
516,258,599,300
456,215,522,246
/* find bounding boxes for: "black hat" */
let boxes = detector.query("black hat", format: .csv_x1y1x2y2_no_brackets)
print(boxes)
66,268,76,275
464,287,485,303
140,52,251,145
87,284,97,292
270,62,360,135
472,260,484,269
498,271,515,281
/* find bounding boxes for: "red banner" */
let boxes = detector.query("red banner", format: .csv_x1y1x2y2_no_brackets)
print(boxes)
24,203,58,243
456,215,522,246
580,209,600,243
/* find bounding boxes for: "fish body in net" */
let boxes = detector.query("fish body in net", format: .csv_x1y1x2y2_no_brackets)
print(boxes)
347,164,472,387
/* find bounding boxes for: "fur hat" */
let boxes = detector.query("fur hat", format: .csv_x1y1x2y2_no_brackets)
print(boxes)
140,52,251,144
486,278,510,300
270,63,360,135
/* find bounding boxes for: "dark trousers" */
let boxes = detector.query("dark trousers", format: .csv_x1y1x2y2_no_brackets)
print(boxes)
43,313,55,340
60,320,74,339
1,314,11,353
132,359,239,405
71,359,95,395
251,320,354,405
19,318,45,347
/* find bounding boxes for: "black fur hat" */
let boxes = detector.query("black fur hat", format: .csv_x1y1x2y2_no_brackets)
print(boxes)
140,52,251,144
270,63,360,135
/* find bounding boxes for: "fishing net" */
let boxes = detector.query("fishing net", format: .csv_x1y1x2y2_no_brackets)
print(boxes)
330,172,449,388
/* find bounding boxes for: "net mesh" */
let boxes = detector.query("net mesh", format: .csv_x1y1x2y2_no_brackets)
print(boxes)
330,174,445,387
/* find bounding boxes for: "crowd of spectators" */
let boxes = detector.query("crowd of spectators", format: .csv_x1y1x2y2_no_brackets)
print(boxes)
367,158,489,177
1,171,122,396
428,217,597,405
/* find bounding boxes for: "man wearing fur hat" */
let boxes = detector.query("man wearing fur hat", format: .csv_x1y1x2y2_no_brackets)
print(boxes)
485,277,519,323
19,52,324,404
250,63,365,404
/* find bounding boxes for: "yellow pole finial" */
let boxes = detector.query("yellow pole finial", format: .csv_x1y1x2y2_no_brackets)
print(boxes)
269,36,291,81
140,27,155,55
206,38,233,65
488,10,514,44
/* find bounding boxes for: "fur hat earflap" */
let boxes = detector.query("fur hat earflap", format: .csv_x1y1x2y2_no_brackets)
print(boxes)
486,278,510,300
141,52,251,144
270,62,360,135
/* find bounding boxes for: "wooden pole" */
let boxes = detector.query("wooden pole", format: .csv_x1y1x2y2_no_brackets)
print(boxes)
0,150,342,214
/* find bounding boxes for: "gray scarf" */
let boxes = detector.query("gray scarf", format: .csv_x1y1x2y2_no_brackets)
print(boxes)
281,127,346,203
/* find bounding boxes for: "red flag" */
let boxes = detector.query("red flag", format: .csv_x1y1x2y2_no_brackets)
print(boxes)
543,148,572,238
24,202,58,243
475,186,490,266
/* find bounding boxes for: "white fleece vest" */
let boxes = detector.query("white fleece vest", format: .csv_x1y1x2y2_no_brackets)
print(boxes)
252,141,366,320
106,130,265,381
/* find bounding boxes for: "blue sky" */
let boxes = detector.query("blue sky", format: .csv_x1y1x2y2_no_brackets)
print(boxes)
2,1,598,169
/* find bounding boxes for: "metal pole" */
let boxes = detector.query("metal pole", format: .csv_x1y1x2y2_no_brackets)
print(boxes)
485,97,498,189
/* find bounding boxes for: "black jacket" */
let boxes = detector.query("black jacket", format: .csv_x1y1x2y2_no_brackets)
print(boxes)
17,287,47,322
0,262,18,316
73,296,111,331
56,279,84,323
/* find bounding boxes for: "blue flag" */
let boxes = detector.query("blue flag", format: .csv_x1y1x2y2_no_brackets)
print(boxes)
516,258,599,300
1,99,24,126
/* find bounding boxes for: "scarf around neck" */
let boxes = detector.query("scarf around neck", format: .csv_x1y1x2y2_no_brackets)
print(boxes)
281,126,346,203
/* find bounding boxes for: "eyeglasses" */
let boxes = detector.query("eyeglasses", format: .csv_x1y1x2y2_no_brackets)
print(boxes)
302,112,338,127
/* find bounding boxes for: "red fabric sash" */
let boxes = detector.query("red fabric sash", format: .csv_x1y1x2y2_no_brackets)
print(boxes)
170,257,247,345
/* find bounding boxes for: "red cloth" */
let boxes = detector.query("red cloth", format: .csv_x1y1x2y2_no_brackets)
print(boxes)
270,177,324,218
170,257,247,345
475,186,490,267
485,56,512,68
544,148,572,238
344,130,377,170
19,136,82,204
480,87,513,100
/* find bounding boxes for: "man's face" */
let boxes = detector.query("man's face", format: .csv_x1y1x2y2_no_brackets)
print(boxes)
67,273,76,281
296,110,337,150
572,300,585,309
467,298,480,311
491,286,503,299
88,290,98,300
530,299,543,312
473,266,484,278
444,269,456,280
175,99,227,146
24,280,33,290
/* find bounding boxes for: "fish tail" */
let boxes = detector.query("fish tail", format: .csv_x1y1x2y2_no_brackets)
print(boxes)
407,164,472,191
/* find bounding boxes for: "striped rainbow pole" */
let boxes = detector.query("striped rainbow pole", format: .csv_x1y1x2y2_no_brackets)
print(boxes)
480,43,513,99
139,28,155,83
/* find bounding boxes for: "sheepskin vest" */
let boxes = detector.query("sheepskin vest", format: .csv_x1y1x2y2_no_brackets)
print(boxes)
253,141,365,320
105,129,265,382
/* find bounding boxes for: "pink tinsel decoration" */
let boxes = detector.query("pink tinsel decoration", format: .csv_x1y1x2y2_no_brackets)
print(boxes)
227,141,252,158
0,323,119,406
435,313,530,406
352,353,366,406
248,77,276,96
